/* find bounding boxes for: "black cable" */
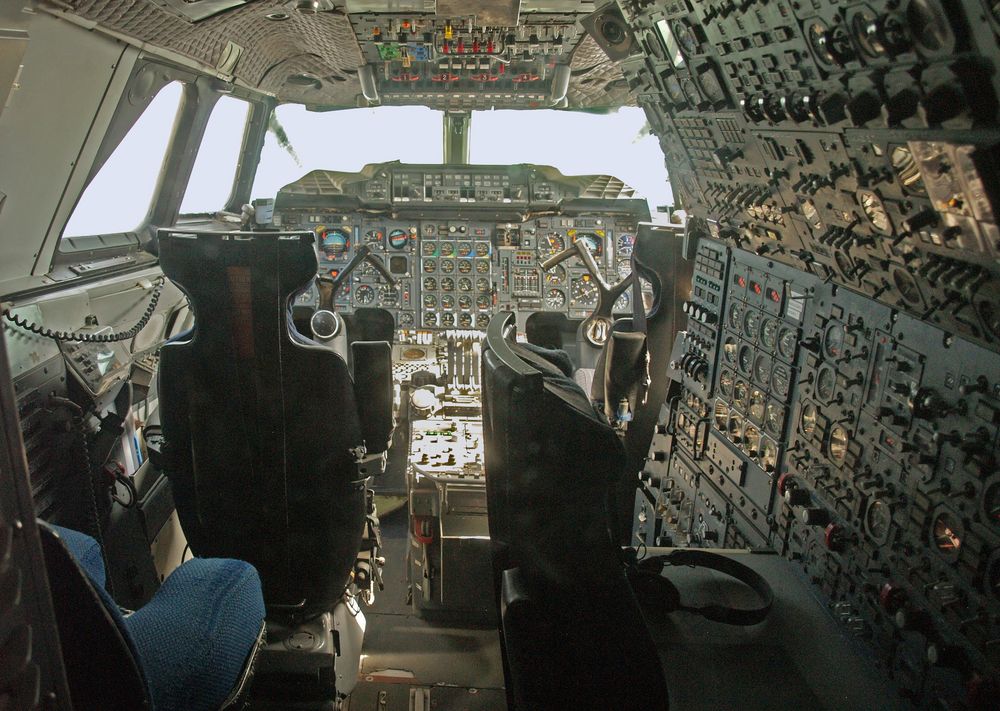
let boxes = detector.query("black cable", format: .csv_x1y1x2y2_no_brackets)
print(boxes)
2,279,165,342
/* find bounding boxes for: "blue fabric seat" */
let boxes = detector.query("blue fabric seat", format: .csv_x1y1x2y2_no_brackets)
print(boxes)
50,524,265,711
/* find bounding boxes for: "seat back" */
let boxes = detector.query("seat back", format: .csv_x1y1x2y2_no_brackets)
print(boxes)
157,230,372,611
481,313,670,709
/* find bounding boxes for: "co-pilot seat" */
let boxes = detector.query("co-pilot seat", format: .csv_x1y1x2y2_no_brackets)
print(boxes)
156,230,394,699
481,312,670,710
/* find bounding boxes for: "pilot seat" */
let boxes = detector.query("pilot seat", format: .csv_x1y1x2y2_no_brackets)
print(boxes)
155,230,394,702
481,311,670,709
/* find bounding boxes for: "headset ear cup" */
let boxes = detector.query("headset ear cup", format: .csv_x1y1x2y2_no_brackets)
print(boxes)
627,568,680,623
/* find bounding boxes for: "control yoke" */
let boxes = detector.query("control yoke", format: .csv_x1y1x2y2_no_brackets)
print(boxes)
312,245,396,341
540,239,632,347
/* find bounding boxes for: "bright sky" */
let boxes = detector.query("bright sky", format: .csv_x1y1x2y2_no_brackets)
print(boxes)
64,89,674,237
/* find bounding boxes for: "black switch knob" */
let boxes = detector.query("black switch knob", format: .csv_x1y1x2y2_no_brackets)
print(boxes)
846,90,882,126
798,507,830,526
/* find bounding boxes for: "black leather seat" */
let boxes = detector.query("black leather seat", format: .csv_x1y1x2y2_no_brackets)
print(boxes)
156,230,393,613
481,311,670,710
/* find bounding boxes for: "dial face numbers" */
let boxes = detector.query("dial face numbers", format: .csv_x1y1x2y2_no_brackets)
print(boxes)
760,318,779,350
614,291,630,313
824,322,845,359
458,313,473,328
440,277,455,292
758,437,777,472
422,241,437,257
828,423,849,462
476,313,490,329
423,259,436,273
320,228,350,259
571,230,604,257
753,354,772,385
801,402,817,435
379,285,398,306
476,294,491,310
457,242,473,257
364,229,384,247
439,242,455,257
770,363,791,398
458,295,472,310
475,259,490,274
738,344,754,374
748,389,766,420
765,401,784,435
441,294,455,310
423,311,437,326
728,302,744,329
477,278,491,293
388,229,410,249
355,285,375,305
743,309,761,341
723,337,738,364
423,294,437,309
719,370,735,397
458,277,473,292
546,288,567,309
458,260,473,274
778,326,798,360
423,277,437,291
399,312,414,326
440,259,455,274
817,366,836,400
546,265,567,286
541,232,566,255
441,313,455,327
571,276,598,305
475,241,491,257
617,259,632,280
617,233,635,256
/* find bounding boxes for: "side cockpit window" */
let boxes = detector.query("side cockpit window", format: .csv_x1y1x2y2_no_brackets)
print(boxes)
62,81,183,238
179,95,250,215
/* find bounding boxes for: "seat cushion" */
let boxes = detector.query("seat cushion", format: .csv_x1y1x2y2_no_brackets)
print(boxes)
52,524,107,589
125,558,265,711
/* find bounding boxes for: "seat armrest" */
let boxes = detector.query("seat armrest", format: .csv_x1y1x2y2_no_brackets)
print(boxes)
351,341,395,456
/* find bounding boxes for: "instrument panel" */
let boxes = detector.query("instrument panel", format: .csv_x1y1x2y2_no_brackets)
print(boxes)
271,163,649,329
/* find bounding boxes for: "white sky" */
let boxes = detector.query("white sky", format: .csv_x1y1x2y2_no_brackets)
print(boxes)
64,91,674,237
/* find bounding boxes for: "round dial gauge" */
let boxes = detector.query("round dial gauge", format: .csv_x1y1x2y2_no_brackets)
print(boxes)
744,425,761,457
571,277,598,305
748,389,766,421
765,401,784,435
476,259,490,274
441,295,455,310
573,232,603,257
760,318,779,350
753,354,771,385
615,292,631,312
458,295,472,309
714,400,729,431
476,241,491,257
439,277,454,292
441,313,455,327
931,511,963,557
816,366,836,401
743,309,761,341
439,242,455,257
758,438,778,472
771,363,791,398
617,259,632,280
440,259,455,274
422,241,437,257
457,242,473,257
727,413,744,442
423,277,437,291
801,402,817,435
617,233,635,256
379,285,398,307
477,278,491,293
388,229,409,250
477,313,490,329
823,322,845,359
320,228,350,259
778,327,798,360
423,312,437,327
355,285,375,305
541,233,566,255
458,277,473,292
865,499,892,543
399,312,414,326
733,380,749,409
728,302,744,329
477,294,492,310
458,313,473,328
546,265,567,286
546,289,567,309
458,260,473,274
829,424,849,462
423,294,437,308
364,229,384,247
423,259,437,273
738,344,754,374
719,370,735,397
723,337,738,364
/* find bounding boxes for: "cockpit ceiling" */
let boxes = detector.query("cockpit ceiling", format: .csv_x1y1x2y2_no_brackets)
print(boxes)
56,0,635,110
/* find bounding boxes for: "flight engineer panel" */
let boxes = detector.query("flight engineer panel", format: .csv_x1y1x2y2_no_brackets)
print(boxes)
268,163,649,328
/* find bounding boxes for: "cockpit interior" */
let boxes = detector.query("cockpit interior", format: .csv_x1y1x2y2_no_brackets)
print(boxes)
1,1,999,709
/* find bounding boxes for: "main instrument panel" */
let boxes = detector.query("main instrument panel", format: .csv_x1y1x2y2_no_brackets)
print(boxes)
270,163,648,329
